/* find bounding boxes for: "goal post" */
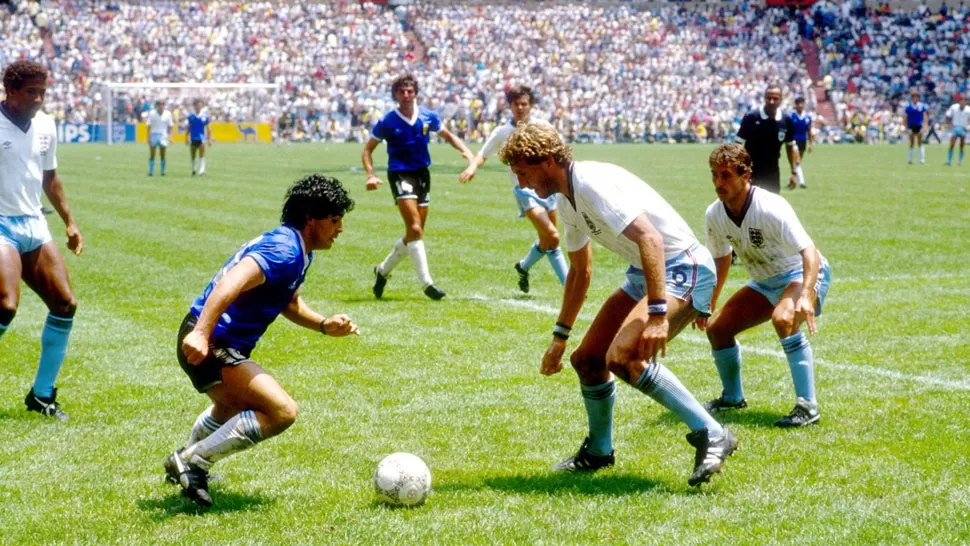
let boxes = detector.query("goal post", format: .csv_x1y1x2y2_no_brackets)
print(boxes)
103,82,281,145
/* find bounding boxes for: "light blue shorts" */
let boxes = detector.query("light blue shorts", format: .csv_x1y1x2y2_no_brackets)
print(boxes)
746,257,831,315
514,186,558,217
0,214,52,254
150,133,168,147
621,244,717,316
954,127,967,138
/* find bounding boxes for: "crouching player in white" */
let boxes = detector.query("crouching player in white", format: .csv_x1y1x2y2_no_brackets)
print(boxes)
459,85,568,293
499,123,736,486
165,174,360,507
698,143,831,427
147,99,173,176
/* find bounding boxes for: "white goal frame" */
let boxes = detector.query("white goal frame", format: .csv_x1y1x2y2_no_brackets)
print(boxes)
104,82,281,144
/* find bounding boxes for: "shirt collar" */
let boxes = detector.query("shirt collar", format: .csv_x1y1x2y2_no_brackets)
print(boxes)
759,107,783,122
0,102,32,133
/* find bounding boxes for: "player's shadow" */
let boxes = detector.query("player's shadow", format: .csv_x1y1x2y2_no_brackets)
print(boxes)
437,473,673,496
138,490,273,519
654,409,782,428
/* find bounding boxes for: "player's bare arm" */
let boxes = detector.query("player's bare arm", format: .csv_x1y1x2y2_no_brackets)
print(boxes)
437,127,475,164
619,214,668,363
183,257,265,365
786,143,800,189
42,169,83,256
795,247,820,335
458,154,486,184
362,138,383,190
281,290,360,337
542,243,592,376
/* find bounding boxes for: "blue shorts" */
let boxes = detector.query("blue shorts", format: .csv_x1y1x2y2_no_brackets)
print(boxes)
514,186,558,217
621,244,717,316
954,127,967,138
746,257,831,315
0,214,52,254
150,133,168,147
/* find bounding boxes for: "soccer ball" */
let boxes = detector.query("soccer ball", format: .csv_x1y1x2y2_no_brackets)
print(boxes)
373,452,432,507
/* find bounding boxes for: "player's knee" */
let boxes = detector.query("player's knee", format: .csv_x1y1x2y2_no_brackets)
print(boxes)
0,304,16,326
272,400,299,432
539,229,560,251
570,350,604,380
705,315,730,345
406,223,423,240
49,295,77,318
771,307,795,332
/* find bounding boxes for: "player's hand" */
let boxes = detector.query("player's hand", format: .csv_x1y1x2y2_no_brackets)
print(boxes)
458,167,476,184
65,224,83,256
365,175,383,191
807,143,813,154
788,173,798,191
182,330,210,366
692,315,708,331
461,150,475,163
323,314,361,337
637,315,668,363
794,296,818,335
541,338,567,376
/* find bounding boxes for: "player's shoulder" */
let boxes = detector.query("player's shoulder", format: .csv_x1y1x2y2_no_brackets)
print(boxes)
704,199,723,218
253,226,302,259
33,110,56,130
752,187,795,212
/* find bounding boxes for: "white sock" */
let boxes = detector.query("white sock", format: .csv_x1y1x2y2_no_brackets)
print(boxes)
199,158,206,174
407,240,433,287
188,405,222,446
909,148,914,162
378,238,408,276
919,146,925,162
182,409,263,470
191,159,196,172
795,164,805,186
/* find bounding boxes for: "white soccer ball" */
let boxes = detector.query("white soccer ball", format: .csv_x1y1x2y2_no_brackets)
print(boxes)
374,452,432,507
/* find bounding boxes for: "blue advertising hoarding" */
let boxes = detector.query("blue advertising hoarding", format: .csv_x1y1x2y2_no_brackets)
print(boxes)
57,123,137,143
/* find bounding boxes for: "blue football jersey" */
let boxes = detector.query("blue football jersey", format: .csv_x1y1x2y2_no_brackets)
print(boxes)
905,102,928,127
790,111,813,141
190,225,313,351
187,112,210,141
371,106,441,171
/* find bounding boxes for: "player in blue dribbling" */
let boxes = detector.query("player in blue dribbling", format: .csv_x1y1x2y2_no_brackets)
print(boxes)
164,174,359,507
905,91,929,165
362,73,475,301
789,97,812,189
186,99,211,176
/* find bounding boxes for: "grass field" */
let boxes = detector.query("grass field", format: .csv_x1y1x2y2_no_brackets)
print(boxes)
1,142,968,545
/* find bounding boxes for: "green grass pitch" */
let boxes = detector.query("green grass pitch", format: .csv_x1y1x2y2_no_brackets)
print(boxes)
1,142,968,544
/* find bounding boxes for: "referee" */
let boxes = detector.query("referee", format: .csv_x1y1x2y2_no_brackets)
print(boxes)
736,85,801,193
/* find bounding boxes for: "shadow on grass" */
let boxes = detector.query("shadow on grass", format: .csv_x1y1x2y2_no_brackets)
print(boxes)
654,408,782,428
138,489,273,519
436,472,673,496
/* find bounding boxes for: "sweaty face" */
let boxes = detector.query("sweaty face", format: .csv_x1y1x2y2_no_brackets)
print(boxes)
7,78,47,118
307,215,344,250
156,102,165,113
764,89,782,117
394,84,416,108
509,95,533,123
711,163,749,206
510,159,554,198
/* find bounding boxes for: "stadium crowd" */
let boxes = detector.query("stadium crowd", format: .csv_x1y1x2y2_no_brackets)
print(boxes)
0,0,966,144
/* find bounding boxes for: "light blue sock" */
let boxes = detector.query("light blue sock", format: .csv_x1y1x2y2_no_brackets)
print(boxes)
635,362,723,438
545,247,568,284
712,343,744,403
148,159,155,174
32,314,74,398
0,321,7,340
960,150,965,164
948,148,954,164
519,241,544,272
908,148,913,162
160,160,166,174
581,380,616,456
781,332,816,404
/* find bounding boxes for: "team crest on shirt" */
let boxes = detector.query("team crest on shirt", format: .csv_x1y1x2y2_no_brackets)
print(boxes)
748,228,765,248
1,141,11,150
777,130,786,142
38,135,52,154
581,212,602,235
422,125,429,136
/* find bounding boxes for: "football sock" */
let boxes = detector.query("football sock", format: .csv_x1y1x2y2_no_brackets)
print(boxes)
191,159,196,172
581,380,616,457
520,241,544,272
182,409,263,470
545,247,568,284
781,332,816,405
188,405,224,446
635,361,724,438
160,160,166,174
148,159,155,174
919,146,925,163
32,314,73,398
407,240,434,288
199,158,206,174
947,149,954,164
712,342,744,403
960,150,965,164
795,164,805,186
378,238,407,276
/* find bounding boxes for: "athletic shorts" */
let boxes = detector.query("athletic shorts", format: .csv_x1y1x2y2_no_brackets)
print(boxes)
150,133,169,147
953,127,967,138
513,186,558,217
621,243,717,316
746,256,831,315
388,168,431,207
795,140,807,154
908,124,923,135
190,140,204,148
177,313,254,393
0,214,52,254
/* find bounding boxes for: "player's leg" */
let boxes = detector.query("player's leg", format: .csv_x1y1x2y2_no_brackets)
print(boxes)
20,241,77,419
960,134,966,165
917,131,925,164
190,144,198,175
148,142,157,175
947,135,956,165
770,276,826,427
159,143,167,175
0,243,23,343
795,141,808,188
704,287,775,410
198,143,207,175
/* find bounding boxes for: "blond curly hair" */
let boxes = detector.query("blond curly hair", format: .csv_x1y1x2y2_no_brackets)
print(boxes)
499,122,573,167
708,143,752,175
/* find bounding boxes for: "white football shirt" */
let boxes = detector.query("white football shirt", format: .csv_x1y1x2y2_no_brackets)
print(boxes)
148,109,174,135
560,161,698,266
480,118,553,187
947,103,970,128
705,186,814,280
0,108,58,216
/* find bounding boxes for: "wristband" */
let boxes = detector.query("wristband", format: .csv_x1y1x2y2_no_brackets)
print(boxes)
647,299,667,316
553,322,571,340
320,319,329,335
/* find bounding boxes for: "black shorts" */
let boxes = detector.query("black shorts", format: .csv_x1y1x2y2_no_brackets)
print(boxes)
190,140,204,148
751,171,781,194
388,168,431,206
795,140,807,154
177,313,253,393
908,124,923,135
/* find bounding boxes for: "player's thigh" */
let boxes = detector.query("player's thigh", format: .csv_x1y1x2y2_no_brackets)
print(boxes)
20,241,76,314
396,198,423,230
206,360,296,420
0,244,23,310
524,206,558,243
418,201,429,228
198,144,206,157
574,289,638,377
706,286,774,343
771,281,807,334
665,294,699,341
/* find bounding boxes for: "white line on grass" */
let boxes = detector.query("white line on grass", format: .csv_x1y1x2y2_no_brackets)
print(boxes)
469,294,970,392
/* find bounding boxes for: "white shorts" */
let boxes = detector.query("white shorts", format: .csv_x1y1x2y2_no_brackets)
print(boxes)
621,243,717,316
954,127,967,138
513,186,558,217
150,133,169,147
746,257,831,315
0,215,52,254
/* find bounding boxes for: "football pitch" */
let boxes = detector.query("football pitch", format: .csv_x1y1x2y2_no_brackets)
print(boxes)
1,142,968,544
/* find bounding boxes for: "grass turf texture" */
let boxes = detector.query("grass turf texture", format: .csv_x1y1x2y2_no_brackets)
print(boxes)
1,142,968,545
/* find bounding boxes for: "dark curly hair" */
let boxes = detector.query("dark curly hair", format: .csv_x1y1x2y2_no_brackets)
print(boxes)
391,73,419,97
3,60,48,92
281,174,355,229
506,85,536,106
